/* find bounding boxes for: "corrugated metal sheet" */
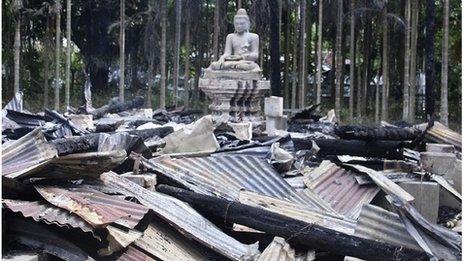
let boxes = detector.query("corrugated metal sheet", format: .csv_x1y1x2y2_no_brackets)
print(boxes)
117,246,155,261
144,155,336,213
43,150,127,179
133,222,209,260
238,190,356,235
2,127,58,179
304,161,380,219
354,204,421,251
35,186,151,229
2,199,97,238
100,171,260,261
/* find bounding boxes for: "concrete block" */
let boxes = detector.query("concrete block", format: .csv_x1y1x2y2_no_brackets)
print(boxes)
399,181,439,223
420,151,456,176
439,159,462,209
266,115,287,136
426,143,455,153
264,96,283,117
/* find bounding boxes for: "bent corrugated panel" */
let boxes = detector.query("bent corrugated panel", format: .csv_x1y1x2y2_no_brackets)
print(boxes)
2,127,58,179
144,155,336,213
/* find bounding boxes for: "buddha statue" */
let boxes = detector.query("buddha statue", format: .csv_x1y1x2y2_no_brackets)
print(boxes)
210,9,260,72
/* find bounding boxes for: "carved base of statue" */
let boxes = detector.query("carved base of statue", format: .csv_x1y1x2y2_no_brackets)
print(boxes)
199,69,270,123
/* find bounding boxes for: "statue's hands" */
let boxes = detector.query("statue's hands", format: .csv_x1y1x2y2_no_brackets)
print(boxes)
224,55,244,61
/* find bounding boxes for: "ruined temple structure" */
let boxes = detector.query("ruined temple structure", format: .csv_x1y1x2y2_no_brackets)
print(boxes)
199,8,270,122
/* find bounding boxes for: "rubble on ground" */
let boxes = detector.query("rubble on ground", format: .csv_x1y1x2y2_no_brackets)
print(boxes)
2,94,462,260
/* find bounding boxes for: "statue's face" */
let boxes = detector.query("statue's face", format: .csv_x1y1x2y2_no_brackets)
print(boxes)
234,17,249,33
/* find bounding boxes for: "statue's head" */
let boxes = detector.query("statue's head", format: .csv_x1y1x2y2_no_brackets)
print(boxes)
234,8,250,33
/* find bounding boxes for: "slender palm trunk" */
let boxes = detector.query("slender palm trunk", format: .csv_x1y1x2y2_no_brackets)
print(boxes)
184,9,191,108
402,0,411,121
44,17,51,109
269,0,281,96
173,0,181,108
298,0,306,108
283,0,290,108
65,0,71,109
440,0,449,126
54,0,61,111
375,68,380,123
356,62,362,118
425,0,435,121
381,14,389,121
409,0,418,122
316,0,323,107
334,0,343,120
13,0,22,95
291,7,298,110
160,0,167,109
118,0,125,102
348,0,355,122
213,0,220,62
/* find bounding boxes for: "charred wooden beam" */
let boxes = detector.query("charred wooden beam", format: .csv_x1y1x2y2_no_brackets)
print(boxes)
49,127,173,155
90,96,145,119
335,126,420,141
156,185,427,261
293,138,404,160
49,133,101,155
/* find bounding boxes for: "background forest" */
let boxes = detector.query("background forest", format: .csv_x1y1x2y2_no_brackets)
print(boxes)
2,0,462,130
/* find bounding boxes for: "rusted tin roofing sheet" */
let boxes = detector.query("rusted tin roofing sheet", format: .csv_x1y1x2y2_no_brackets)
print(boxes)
133,222,209,261
2,199,96,237
355,204,421,251
143,155,335,213
2,127,58,179
34,185,151,229
100,171,260,261
303,161,380,219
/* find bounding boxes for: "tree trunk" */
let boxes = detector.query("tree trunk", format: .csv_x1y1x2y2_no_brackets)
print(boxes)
183,9,192,108
173,0,181,108
119,0,125,102
357,64,362,119
381,13,389,121
409,0,419,123
316,0,323,107
402,0,411,121
283,0,290,108
298,0,306,108
291,6,299,110
54,0,61,111
269,0,281,96
425,0,435,121
13,0,22,95
236,0,242,9
147,61,154,108
440,0,449,126
159,0,167,109
213,0,220,62
44,17,51,109
348,0,355,122
65,0,71,110
334,0,343,120
118,0,126,101
130,43,139,93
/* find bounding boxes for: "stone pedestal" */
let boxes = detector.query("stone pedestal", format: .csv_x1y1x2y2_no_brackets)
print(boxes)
199,69,270,122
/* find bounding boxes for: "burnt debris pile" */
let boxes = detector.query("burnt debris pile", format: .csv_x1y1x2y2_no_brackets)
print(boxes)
2,94,462,261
